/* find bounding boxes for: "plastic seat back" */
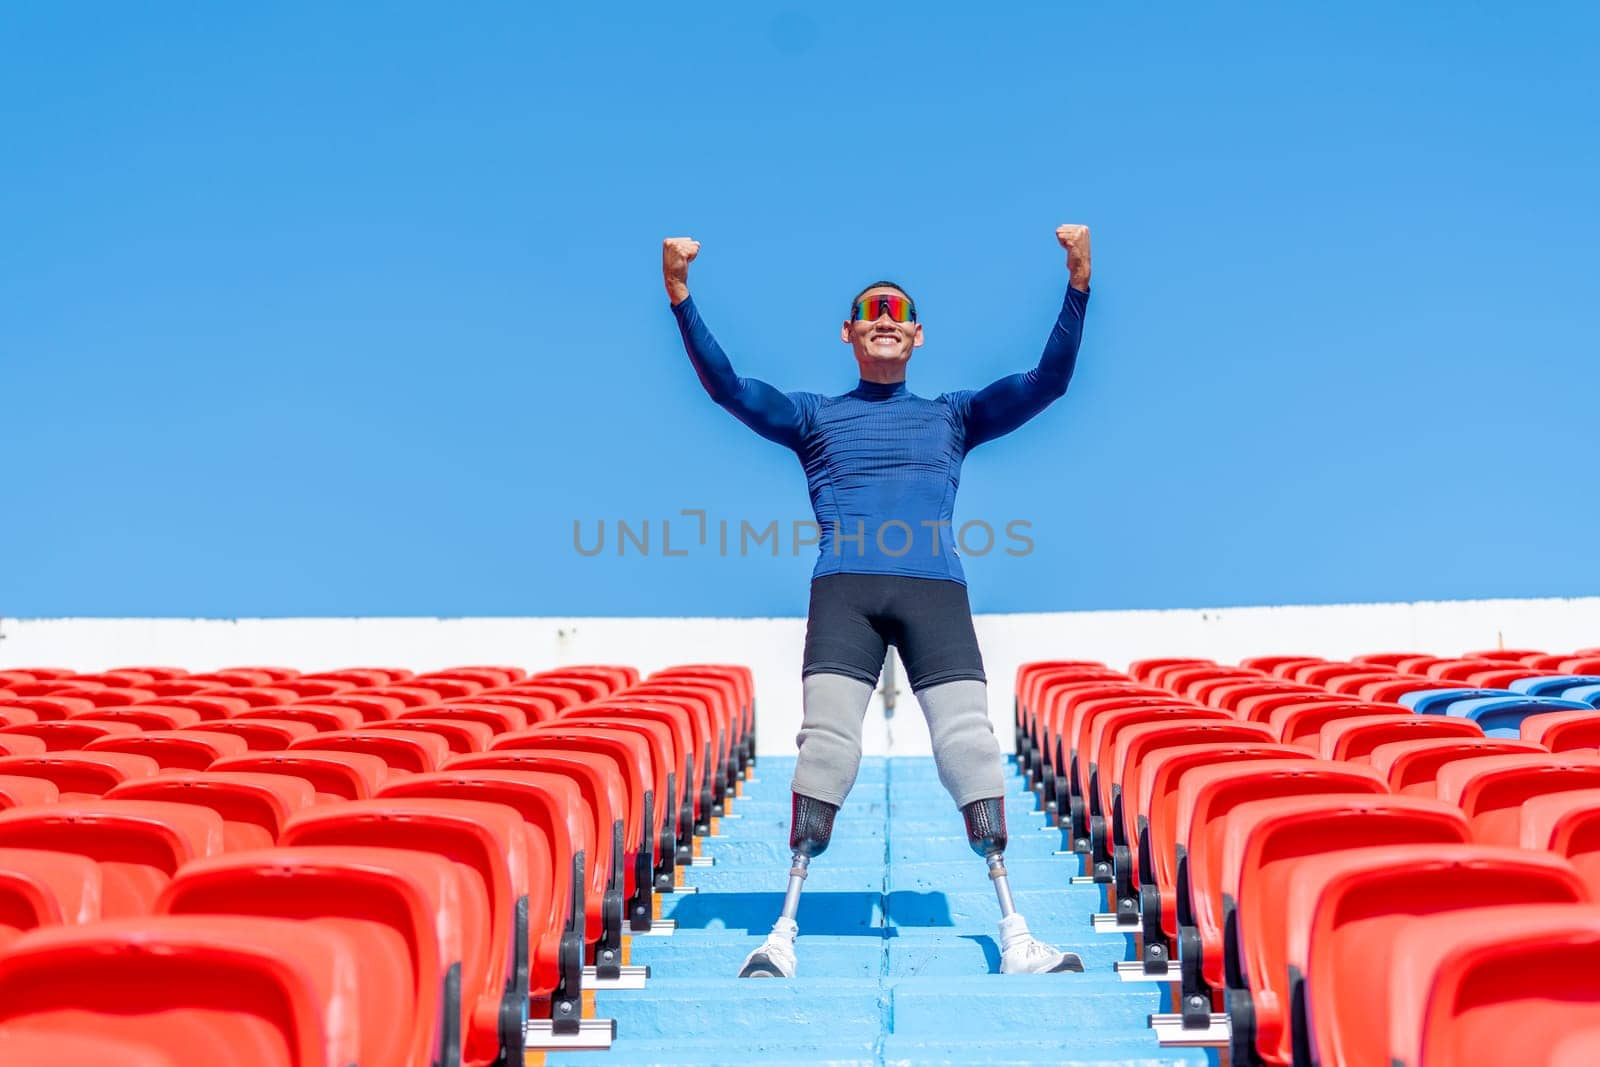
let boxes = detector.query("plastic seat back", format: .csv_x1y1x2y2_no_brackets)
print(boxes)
86,730,250,771
1387,904,1600,1067
1521,709,1600,752
1520,788,1600,893
1369,736,1546,796
0,848,102,939
1318,714,1483,762
190,718,321,750
210,751,390,802
1290,845,1588,1067
289,729,451,774
0,800,225,915
0,915,365,1067
1223,797,1470,1064
107,772,315,850
0,775,60,810
1435,752,1600,844
161,846,468,1067
281,797,530,1066
0,752,161,800
2,719,140,751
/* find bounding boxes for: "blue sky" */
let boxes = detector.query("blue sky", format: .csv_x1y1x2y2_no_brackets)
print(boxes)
3,2,1597,618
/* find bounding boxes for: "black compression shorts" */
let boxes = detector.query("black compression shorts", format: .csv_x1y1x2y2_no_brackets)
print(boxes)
801,573,987,691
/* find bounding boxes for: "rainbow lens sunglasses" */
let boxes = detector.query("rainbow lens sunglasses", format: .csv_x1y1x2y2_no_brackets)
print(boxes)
851,293,917,323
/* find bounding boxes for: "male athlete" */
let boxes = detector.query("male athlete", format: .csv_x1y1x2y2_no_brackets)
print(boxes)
664,224,1092,977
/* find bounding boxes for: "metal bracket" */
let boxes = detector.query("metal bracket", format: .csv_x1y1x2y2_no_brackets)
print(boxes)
689,856,717,867
1091,912,1139,933
581,965,650,990
634,919,676,936
1115,960,1174,982
526,1018,617,1051
1149,1012,1230,1046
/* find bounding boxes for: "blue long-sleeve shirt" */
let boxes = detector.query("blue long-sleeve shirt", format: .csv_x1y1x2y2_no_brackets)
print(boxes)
672,286,1089,584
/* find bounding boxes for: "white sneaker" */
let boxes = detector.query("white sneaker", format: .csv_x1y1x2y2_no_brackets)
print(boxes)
738,917,798,978
998,913,1084,974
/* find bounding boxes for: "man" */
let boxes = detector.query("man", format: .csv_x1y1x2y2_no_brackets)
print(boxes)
664,225,1092,977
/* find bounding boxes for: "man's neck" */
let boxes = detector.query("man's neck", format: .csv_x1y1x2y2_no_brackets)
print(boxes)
856,364,907,385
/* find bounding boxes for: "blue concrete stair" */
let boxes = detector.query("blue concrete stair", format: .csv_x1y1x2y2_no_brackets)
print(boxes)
547,756,1209,1066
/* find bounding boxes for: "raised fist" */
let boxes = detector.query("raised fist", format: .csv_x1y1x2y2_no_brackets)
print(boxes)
1055,224,1091,287
662,237,700,303
663,237,700,276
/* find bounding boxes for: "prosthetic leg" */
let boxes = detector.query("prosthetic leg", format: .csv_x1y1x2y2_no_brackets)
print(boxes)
963,798,1084,974
738,793,837,978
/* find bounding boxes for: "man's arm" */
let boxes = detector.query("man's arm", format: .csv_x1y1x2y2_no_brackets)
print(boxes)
664,237,807,448
961,224,1092,450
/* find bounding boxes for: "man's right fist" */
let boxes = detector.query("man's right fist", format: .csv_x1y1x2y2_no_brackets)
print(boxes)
663,237,700,276
662,238,699,303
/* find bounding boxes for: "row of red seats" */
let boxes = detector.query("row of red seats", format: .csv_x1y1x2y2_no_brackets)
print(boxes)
0,661,755,1067
1015,648,1600,1067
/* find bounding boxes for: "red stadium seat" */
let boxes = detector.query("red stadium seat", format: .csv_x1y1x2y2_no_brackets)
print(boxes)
0,707,42,729
1222,795,1472,1065
194,685,299,708
282,798,534,1065
448,749,624,953
1462,648,1548,663
74,704,205,731
86,729,251,771
1080,706,1230,865
240,703,365,732
160,846,468,1067
1519,788,1600,893
289,728,451,774
339,685,439,709
1316,713,1484,762
1133,744,1305,960
1110,720,1276,897
1289,845,1588,1067
1434,752,1600,844
1522,709,1600,752
139,679,222,697
300,667,413,687
1235,692,1351,726
376,769,589,1000
409,701,530,734
0,1028,178,1066
108,772,315,850
0,775,60,810
1130,658,1211,683
380,717,496,754
501,723,659,920
210,751,390,802
191,717,321,750
0,752,161,800
0,848,101,945
0,735,47,758
1173,759,1388,1005
1236,655,1319,674
1369,736,1547,796
0,916,368,1067
1323,670,1403,696
0,800,225,916
1385,904,1600,1067
393,678,485,702
260,678,355,699
146,694,251,720
1266,700,1411,748
1357,674,1456,704
304,692,407,721
50,686,160,707
419,665,528,688
2,718,140,751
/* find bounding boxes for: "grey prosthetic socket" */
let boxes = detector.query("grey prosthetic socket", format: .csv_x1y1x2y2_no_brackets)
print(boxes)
963,797,1017,918
781,792,838,922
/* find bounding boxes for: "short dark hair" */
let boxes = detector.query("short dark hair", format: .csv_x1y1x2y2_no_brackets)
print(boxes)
849,280,915,316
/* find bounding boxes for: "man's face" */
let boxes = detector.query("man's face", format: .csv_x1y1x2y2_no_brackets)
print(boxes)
842,286,924,367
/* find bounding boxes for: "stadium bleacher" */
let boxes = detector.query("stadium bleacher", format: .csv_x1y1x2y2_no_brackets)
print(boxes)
1,650,1599,1064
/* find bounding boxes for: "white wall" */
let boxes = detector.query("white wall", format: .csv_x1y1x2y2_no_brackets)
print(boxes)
4,596,1597,756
